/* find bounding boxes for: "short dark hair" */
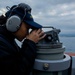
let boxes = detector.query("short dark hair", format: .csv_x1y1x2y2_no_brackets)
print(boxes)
0,15,7,25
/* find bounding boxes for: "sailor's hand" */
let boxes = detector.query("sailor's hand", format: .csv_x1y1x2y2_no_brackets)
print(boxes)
26,29,46,43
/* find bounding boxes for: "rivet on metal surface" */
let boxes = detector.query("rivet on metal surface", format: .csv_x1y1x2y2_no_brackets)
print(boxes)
43,63,49,70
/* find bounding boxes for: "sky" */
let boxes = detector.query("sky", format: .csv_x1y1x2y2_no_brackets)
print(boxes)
0,0,75,35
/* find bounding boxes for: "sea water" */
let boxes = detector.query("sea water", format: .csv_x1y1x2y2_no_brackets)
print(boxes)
59,36,75,52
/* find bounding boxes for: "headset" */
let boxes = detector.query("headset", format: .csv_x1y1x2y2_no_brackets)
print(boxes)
6,3,31,32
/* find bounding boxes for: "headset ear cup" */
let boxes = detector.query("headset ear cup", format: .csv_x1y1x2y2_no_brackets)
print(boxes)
6,15,21,32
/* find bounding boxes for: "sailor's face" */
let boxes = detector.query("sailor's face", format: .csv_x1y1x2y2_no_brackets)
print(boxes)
13,22,31,41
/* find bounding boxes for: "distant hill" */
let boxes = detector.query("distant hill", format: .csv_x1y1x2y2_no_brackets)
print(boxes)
59,34,75,37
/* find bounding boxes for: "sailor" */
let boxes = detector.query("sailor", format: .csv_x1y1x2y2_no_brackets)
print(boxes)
0,3,46,75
